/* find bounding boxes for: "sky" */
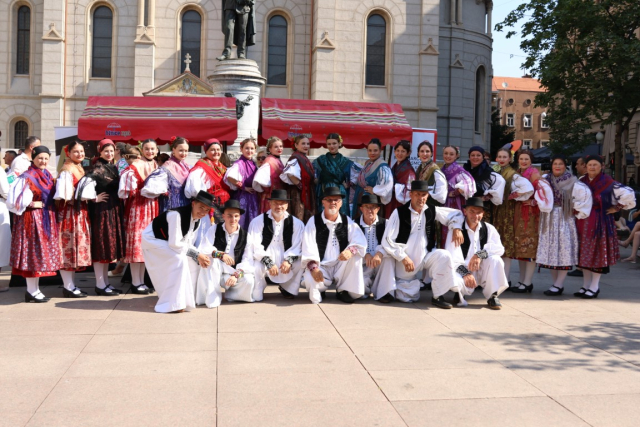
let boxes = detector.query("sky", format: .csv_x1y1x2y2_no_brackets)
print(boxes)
492,0,529,78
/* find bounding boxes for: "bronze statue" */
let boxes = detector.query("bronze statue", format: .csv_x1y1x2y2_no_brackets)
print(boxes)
217,0,256,60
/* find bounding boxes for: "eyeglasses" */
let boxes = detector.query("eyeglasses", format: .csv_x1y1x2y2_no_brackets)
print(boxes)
257,156,266,161
324,198,341,204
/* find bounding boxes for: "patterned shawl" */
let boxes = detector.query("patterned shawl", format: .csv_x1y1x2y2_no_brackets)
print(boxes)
162,156,191,185
547,171,577,219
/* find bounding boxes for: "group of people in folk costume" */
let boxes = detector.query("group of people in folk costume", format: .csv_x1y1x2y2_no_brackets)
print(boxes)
0,133,635,312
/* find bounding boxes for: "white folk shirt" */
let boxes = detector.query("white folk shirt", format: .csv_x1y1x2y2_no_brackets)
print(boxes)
165,211,200,255
301,212,367,268
381,204,464,263
359,216,384,256
199,223,243,275
10,153,31,176
446,220,505,268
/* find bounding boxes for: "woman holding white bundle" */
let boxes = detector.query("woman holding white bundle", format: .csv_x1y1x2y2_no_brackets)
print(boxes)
535,155,592,295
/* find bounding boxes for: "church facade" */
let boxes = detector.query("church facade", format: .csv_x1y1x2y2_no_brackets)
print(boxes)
0,0,493,152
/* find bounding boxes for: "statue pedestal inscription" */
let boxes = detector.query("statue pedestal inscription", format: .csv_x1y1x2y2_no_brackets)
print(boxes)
208,59,265,145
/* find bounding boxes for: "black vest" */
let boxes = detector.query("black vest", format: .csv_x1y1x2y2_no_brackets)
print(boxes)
261,213,294,251
314,213,349,260
396,202,436,252
461,221,488,259
214,224,247,265
152,205,200,241
357,217,386,247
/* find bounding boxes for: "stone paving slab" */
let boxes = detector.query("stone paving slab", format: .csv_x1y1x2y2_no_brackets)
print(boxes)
1,249,639,426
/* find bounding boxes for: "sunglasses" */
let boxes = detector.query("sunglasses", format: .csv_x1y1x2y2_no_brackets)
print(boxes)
257,156,266,161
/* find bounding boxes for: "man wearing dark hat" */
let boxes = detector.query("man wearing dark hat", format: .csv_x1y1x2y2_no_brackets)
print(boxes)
372,180,465,307
245,189,305,300
196,199,252,307
142,191,215,313
444,197,508,309
358,194,386,298
301,186,368,303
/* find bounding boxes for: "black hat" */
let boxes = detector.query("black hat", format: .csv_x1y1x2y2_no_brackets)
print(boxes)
221,199,245,215
322,186,343,199
463,197,485,209
410,180,430,192
359,194,383,206
193,191,216,208
267,189,290,201
32,146,51,158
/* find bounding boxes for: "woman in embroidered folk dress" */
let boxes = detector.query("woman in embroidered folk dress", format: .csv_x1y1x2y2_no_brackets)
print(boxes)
535,155,593,296
440,145,476,245
185,138,231,224
313,133,359,216
81,139,126,296
7,146,62,302
281,135,316,222
254,136,285,213
224,138,260,229
574,155,635,299
416,141,448,208
0,163,10,287
351,139,393,219
142,137,191,213
463,146,506,224
54,142,98,298
491,148,535,288
118,141,159,295
511,150,545,294
385,140,416,218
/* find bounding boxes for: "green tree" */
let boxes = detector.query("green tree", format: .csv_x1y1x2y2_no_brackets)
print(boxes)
496,0,640,180
490,107,515,157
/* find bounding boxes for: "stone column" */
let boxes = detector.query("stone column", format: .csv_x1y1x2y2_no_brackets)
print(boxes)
208,59,266,144
133,0,155,95
310,0,337,100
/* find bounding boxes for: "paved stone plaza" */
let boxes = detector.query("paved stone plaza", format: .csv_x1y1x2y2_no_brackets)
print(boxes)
1,246,639,427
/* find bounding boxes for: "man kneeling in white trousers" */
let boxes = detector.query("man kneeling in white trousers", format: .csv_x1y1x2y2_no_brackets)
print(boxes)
445,197,509,309
371,180,465,307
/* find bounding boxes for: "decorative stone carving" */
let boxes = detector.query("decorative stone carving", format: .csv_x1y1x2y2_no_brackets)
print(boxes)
313,32,336,52
450,54,464,68
42,23,64,41
420,38,439,55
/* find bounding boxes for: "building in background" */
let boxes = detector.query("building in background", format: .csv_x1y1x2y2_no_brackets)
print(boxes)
491,76,550,150
0,0,493,155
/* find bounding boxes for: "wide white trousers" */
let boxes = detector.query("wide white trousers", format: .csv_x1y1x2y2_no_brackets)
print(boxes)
458,255,509,299
196,259,255,307
302,256,365,304
251,260,303,301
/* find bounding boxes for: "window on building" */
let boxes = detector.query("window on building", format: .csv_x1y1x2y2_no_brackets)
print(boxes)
506,113,515,127
474,67,486,133
144,0,149,26
16,6,30,75
14,121,28,148
366,14,386,86
540,140,550,147
92,6,113,78
523,139,532,149
523,113,532,128
181,10,202,76
267,15,287,85
541,112,548,129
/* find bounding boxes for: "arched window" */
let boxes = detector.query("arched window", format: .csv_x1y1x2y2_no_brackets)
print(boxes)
181,10,202,76
366,14,386,86
267,15,287,85
16,6,30,75
475,66,486,133
14,121,29,148
92,6,113,78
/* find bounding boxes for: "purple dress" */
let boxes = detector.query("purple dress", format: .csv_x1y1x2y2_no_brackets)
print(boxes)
441,161,476,244
226,156,259,229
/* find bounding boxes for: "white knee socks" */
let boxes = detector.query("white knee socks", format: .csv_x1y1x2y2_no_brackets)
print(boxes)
554,270,568,288
130,263,146,288
94,262,109,289
589,272,601,292
518,261,536,285
60,270,76,291
26,277,39,295
503,257,512,282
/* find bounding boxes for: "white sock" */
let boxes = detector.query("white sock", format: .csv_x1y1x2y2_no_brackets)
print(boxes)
60,270,76,291
582,270,593,289
94,262,108,289
26,277,39,295
589,272,601,292
130,263,146,287
554,271,568,288
519,261,536,286
503,257,512,282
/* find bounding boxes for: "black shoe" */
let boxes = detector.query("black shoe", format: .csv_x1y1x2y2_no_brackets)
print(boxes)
511,282,533,293
147,284,156,294
421,281,432,291
24,291,50,303
62,288,88,298
279,286,295,299
320,291,326,300
107,286,123,294
580,289,600,299
543,285,564,296
95,286,120,297
573,287,588,297
336,291,355,304
567,269,583,277
130,284,150,295
431,296,452,309
504,281,513,291
453,292,461,305
378,293,395,303
487,293,502,310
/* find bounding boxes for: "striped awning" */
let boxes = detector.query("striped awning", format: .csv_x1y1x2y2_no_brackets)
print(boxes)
78,96,237,144
260,98,413,148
